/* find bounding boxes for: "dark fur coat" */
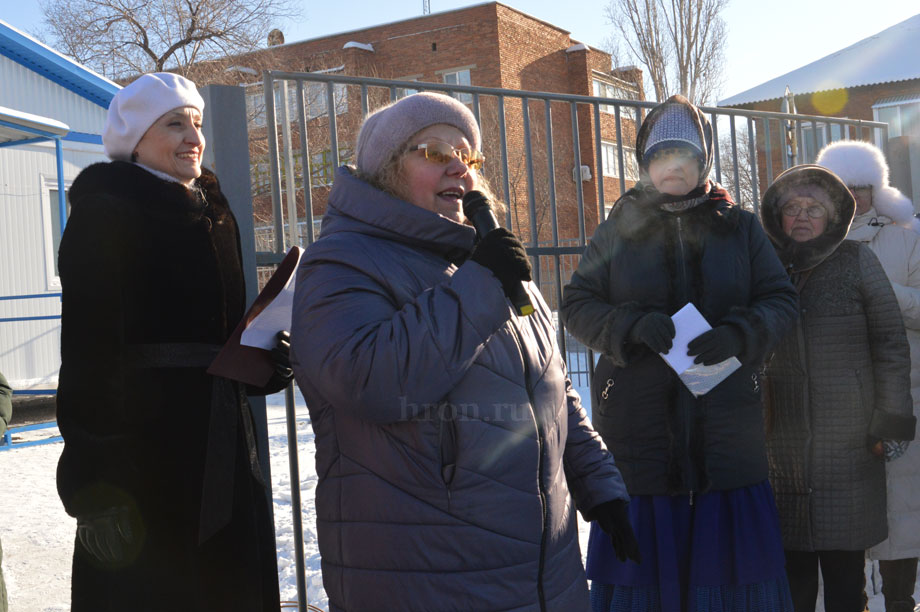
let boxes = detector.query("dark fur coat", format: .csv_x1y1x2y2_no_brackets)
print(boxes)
56,162,279,611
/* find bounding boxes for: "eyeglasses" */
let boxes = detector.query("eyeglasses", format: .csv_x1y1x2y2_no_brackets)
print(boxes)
649,146,699,161
781,203,828,218
409,141,485,170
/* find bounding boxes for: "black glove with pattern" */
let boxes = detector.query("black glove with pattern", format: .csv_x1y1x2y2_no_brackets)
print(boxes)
469,228,532,302
76,506,136,565
687,324,744,365
627,312,675,354
588,499,641,563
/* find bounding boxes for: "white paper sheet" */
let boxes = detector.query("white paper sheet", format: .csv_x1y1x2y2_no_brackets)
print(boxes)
240,258,299,350
661,302,741,396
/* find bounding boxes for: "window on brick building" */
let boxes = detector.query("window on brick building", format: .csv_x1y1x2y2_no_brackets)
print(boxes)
442,68,473,104
873,96,920,145
245,78,348,128
395,77,420,100
593,79,639,122
800,122,843,162
601,141,639,181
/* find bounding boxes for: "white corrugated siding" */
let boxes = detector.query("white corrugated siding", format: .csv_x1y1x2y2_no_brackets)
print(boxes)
0,54,108,134
0,56,109,389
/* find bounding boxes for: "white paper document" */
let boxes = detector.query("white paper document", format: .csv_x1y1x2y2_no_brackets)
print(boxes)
661,302,741,396
239,248,302,350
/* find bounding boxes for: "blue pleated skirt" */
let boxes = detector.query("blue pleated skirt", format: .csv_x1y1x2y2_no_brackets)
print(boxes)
586,480,793,612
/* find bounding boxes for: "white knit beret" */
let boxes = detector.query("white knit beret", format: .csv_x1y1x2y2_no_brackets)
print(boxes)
356,92,481,176
103,72,205,161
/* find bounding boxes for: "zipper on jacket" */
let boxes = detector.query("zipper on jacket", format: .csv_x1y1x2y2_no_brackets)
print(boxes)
509,323,548,612
675,216,698,497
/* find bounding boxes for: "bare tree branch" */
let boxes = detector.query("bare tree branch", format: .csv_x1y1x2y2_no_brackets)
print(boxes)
38,0,301,79
605,0,727,105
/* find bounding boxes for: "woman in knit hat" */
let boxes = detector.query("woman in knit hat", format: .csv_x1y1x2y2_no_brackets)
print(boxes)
760,164,915,612
560,95,799,610
289,91,637,611
56,72,288,611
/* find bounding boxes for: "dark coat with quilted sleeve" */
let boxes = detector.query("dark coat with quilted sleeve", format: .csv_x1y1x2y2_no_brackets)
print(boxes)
290,166,629,612
761,165,917,551
56,162,280,611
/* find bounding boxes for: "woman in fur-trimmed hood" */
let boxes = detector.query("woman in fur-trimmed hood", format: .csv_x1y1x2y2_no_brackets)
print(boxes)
816,139,920,611
561,94,798,611
761,164,916,611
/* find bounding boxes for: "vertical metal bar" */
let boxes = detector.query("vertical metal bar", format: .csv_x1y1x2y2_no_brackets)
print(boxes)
825,121,833,147
554,254,566,354
295,80,315,245
764,119,774,186
55,138,67,233
544,99,559,247
810,120,819,163
711,113,722,183
571,101,587,245
498,96,513,228
283,384,308,612
729,115,741,203
280,80,299,249
593,102,605,223
521,98,541,287
472,93,481,126
389,85,397,102
747,117,760,214
881,124,890,161
795,120,803,166
264,72,284,255
327,82,340,168
360,84,369,119
614,105,626,200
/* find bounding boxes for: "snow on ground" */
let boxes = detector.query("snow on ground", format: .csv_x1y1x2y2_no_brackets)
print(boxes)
1,387,916,611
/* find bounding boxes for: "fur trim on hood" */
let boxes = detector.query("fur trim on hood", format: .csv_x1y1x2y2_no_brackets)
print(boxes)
815,140,919,231
761,164,855,273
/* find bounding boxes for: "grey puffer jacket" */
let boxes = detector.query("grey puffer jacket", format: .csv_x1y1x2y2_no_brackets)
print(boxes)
761,165,917,551
290,167,629,612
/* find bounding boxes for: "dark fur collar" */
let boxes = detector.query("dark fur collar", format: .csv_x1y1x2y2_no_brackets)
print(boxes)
607,181,740,241
69,161,230,225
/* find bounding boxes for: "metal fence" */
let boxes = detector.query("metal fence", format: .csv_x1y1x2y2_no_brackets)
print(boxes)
254,72,888,610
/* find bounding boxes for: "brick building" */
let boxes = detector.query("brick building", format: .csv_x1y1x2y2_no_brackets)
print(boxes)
719,13,920,206
198,2,645,248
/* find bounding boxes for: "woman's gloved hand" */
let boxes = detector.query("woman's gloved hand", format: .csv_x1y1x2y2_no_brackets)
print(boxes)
469,228,532,301
687,325,744,365
587,499,641,563
627,312,675,354
77,506,136,564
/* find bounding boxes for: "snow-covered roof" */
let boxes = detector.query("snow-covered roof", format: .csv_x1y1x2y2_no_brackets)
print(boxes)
0,104,69,147
719,13,920,107
0,18,119,108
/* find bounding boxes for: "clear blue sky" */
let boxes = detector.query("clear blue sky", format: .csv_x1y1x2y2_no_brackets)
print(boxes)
2,0,917,102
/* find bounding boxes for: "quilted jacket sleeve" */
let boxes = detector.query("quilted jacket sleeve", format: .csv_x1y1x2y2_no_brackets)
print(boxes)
859,243,917,442
888,229,920,330
560,219,644,367
560,375,630,516
720,213,799,366
291,238,512,424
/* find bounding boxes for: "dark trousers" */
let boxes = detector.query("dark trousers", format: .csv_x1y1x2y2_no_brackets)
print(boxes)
878,557,918,612
784,549,867,612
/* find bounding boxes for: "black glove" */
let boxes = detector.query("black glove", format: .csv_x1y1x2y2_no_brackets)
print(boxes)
687,325,744,365
76,506,136,565
588,499,641,563
262,330,294,393
627,312,675,354
469,228,532,301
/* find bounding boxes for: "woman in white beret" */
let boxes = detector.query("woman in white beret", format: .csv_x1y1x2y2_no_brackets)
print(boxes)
56,72,289,611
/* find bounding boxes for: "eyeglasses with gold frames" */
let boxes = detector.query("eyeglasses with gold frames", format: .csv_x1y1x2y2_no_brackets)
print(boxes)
408,141,485,170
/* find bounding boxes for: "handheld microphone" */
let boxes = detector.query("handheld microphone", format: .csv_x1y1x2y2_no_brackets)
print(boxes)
462,191,535,317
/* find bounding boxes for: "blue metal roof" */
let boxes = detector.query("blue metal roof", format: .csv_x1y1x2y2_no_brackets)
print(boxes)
0,19,119,109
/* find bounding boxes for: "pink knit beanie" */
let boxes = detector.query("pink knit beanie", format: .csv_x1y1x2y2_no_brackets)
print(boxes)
356,92,481,176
